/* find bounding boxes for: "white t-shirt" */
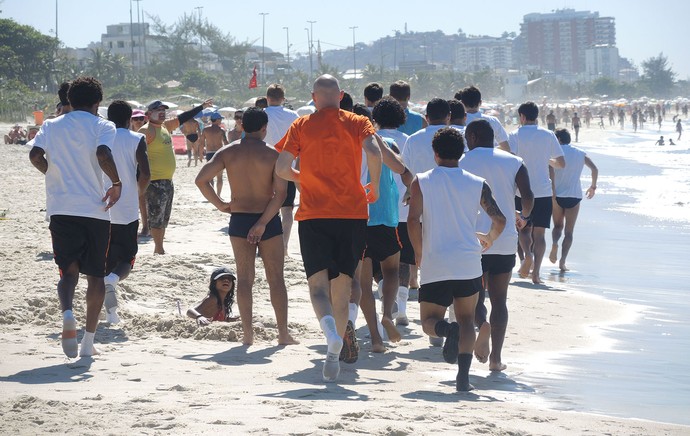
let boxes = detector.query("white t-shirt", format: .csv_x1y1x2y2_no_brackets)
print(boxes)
553,143,586,198
466,112,508,147
106,128,144,225
508,124,564,198
417,166,485,283
32,111,116,221
378,128,410,223
459,147,523,255
401,124,446,177
264,105,299,146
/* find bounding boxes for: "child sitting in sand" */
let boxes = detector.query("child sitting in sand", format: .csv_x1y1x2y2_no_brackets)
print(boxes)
655,136,665,146
187,267,239,325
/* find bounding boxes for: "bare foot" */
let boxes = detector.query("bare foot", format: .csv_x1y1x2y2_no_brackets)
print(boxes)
474,322,491,363
518,255,533,278
278,333,300,345
371,342,386,353
549,244,558,264
381,317,401,343
242,331,254,346
559,262,569,273
489,362,508,372
532,274,544,285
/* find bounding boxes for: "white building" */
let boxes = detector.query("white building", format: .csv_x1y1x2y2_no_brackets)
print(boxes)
585,44,619,81
100,22,157,68
455,37,513,72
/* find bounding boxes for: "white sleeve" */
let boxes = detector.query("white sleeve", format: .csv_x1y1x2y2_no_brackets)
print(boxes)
31,124,48,150
98,120,117,150
550,133,564,158
491,118,509,143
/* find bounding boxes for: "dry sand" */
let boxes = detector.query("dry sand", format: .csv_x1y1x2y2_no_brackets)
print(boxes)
0,122,686,435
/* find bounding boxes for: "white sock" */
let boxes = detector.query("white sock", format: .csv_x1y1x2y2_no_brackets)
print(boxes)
397,286,409,316
374,313,386,340
81,331,95,349
376,280,384,299
448,306,457,323
63,309,74,320
348,303,358,326
319,315,342,354
104,273,120,287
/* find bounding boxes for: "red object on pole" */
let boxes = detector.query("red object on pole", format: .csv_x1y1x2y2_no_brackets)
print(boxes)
248,65,258,89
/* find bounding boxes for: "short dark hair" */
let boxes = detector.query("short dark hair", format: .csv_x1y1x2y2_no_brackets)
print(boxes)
266,83,285,100
518,101,539,121
107,100,133,128
242,107,268,133
456,85,481,108
254,97,268,109
464,119,494,147
67,76,103,109
448,99,466,123
426,98,450,121
352,103,372,121
432,127,464,160
364,82,383,103
372,96,406,129
389,80,411,101
554,128,571,144
58,81,71,106
340,92,354,111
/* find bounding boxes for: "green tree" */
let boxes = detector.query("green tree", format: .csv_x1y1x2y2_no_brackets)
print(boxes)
181,69,219,95
640,53,676,97
589,77,619,98
0,18,59,91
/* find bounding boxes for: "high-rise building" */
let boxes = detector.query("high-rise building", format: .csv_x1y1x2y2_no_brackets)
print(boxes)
101,22,153,68
585,45,619,80
520,9,616,76
455,36,514,72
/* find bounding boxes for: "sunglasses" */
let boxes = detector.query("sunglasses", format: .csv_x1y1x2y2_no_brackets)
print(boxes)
132,116,145,121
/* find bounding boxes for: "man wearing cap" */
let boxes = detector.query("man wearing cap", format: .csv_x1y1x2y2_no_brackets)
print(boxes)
201,111,229,197
141,98,213,254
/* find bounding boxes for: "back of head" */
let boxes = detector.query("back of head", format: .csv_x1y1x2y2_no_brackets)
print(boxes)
554,128,571,145
255,97,268,109
464,119,493,148
58,81,71,106
426,98,450,122
389,80,411,102
448,99,466,123
518,101,539,121
372,96,406,129
266,83,285,102
456,85,481,108
242,107,268,133
312,74,342,110
364,82,383,104
67,76,103,109
352,103,372,121
340,92,354,112
432,127,464,160
107,100,133,128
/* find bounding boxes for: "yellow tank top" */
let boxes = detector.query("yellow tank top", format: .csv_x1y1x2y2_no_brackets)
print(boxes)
140,124,175,180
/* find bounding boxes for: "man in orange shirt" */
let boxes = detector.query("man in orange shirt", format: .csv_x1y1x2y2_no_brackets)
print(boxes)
276,75,383,382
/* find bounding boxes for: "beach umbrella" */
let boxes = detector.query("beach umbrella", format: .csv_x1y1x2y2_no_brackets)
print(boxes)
243,97,259,107
217,107,238,115
194,108,218,119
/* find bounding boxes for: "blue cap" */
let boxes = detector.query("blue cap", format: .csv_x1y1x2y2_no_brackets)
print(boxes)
210,112,223,121
147,100,169,112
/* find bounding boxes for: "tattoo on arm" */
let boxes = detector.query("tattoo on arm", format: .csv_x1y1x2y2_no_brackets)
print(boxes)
481,182,503,218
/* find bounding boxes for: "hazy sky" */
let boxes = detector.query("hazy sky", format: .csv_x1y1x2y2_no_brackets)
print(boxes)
4,0,690,80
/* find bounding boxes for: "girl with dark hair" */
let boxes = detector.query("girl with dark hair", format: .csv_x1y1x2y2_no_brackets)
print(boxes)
186,267,238,325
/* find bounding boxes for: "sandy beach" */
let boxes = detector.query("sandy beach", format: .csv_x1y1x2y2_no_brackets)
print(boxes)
0,120,687,435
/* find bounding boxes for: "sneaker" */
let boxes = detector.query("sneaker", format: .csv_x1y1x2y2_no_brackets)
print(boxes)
429,336,443,347
442,322,460,364
339,320,359,364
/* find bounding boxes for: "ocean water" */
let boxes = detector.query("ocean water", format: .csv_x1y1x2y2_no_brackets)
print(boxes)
515,121,690,425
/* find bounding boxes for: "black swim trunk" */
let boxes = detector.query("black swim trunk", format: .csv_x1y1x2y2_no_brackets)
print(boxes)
515,195,552,228
298,218,366,280
418,277,483,307
481,254,516,275
186,133,199,143
146,179,174,229
555,197,582,209
228,213,282,240
363,225,401,262
547,123,555,131
107,220,138,273
49,215,110,278
282,181,296,207
396,222,416,265
206,151,216,161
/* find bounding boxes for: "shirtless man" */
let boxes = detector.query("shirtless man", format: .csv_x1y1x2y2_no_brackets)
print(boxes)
202,112,229,197
195,107,297,346
181,118,202,167
228,110,244,143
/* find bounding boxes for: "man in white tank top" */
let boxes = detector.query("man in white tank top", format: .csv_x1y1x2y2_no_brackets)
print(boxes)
407,127,506,391
459,120,534,372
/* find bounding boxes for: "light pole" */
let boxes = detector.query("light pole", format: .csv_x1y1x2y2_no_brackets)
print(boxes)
349,26,358,80
195,7,204,69
283,27,290,73
134,0,143,69
307,20,316,79
129,0,135,66
259,13,269,85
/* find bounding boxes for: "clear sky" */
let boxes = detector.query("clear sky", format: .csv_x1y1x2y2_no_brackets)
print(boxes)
3,0,689,80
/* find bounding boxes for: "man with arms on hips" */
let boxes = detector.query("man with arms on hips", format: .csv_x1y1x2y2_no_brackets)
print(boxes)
407,127,506,391
459,119,534,371
508,101,565,284
201,112,229,197
196,107,298,346
103,100,151,325
275,74,382,382
264,83,300,254
141,98,213,254
29,76,120,357
456,85,510,152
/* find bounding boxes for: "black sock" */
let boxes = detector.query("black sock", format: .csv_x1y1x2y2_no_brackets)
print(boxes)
456,353,473,391
434,320,451,338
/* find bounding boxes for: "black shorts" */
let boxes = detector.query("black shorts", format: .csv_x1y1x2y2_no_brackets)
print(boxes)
555,197,582,209
49,215,110,278
396,222,416,265
186,133,199,143
298,218,366,280
107,220,139,273
418,278,483,307
146,179,174,229
363,225,401,262
481,254,516,275
515,195,552,228
228,213,282,240
547,123,555,131
282,181,296,207
206,152,216,161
